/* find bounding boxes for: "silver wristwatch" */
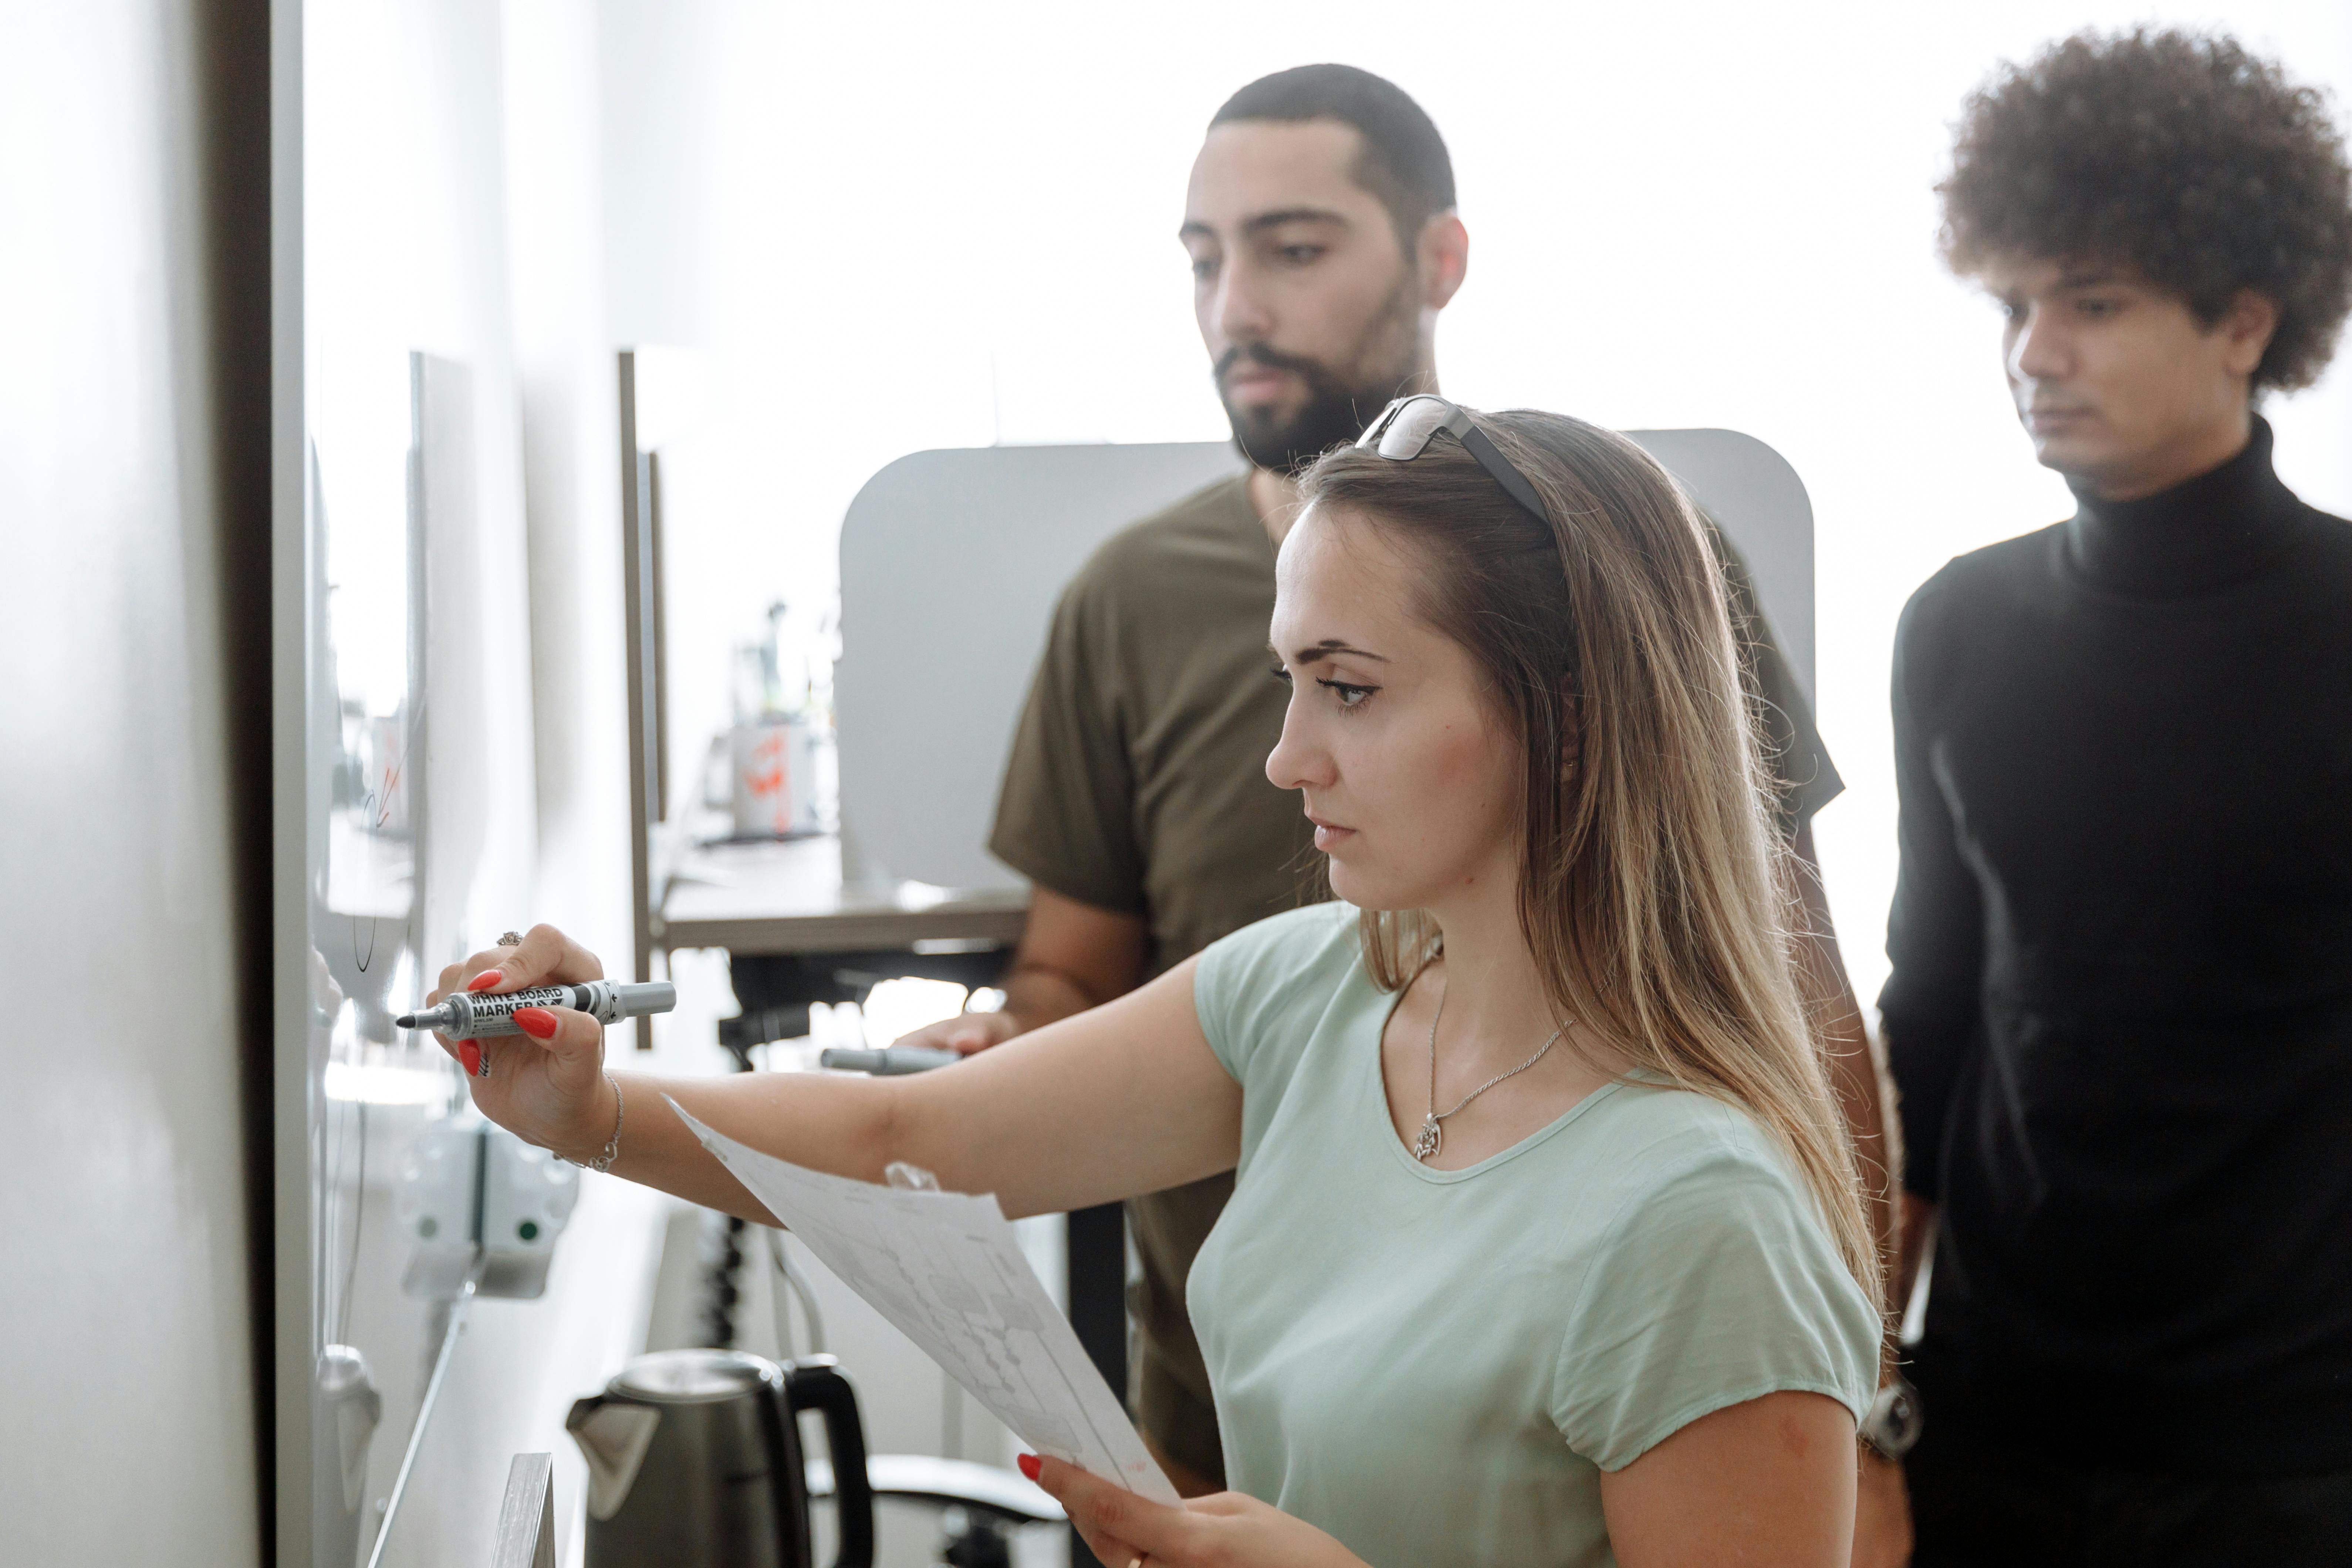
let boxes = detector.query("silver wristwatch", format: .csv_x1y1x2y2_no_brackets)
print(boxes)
1858,1375,1923,1461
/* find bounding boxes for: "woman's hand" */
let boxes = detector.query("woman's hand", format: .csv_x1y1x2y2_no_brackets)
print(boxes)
1025,1455,1366,1568
426,924,614,1159
891,1007,1023,1057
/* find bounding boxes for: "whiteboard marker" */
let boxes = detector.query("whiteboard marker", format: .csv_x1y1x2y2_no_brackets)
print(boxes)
399,981,677,1073
818,1044,962,1075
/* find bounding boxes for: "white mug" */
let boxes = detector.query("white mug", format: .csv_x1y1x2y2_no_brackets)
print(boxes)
729,717,835,838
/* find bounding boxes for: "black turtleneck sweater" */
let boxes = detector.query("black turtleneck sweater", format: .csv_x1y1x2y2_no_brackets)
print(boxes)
1881,419,2352,1476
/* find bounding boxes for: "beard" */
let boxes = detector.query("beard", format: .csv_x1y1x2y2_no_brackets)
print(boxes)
1216,279,1423,475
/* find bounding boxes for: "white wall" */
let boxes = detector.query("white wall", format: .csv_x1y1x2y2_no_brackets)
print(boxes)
0,4,261,1564
506,0,637,998
304,0,540,941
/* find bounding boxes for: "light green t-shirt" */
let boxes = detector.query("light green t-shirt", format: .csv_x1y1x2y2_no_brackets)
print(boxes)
1187,903,1880,1568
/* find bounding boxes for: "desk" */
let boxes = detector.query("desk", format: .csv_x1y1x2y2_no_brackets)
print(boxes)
658,834,1029,957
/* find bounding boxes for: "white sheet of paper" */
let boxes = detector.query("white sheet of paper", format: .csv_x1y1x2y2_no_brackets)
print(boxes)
673,1103,1180,1504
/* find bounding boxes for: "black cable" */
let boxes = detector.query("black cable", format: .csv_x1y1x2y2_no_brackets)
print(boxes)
701,1213,747,1347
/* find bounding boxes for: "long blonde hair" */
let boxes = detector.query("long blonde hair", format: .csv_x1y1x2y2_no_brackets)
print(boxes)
1298,411,1882,1305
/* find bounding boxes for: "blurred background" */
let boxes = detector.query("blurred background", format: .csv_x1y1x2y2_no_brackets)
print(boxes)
308,0,2351,1011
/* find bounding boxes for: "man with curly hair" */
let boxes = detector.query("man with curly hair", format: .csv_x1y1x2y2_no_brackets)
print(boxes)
1882,27,2352,1564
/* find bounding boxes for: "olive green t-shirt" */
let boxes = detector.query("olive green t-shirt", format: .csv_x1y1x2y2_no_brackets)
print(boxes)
988,472,1841,1483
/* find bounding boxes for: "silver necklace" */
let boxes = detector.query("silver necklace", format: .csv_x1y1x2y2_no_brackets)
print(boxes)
1412,977,1567,1162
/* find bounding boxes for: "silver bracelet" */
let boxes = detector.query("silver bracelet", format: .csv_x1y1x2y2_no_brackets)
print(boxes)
562,1071,624,1173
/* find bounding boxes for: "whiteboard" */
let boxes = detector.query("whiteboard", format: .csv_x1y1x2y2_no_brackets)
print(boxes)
836,432,1815,894
293,350,557,1568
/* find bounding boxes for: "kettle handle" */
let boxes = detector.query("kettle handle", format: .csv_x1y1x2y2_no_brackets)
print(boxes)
785,1357,874,1568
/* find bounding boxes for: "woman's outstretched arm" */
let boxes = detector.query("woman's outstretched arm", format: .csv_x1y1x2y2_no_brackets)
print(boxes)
431,925,1242,1224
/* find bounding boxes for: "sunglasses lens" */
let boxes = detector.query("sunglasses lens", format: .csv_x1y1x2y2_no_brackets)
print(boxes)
1366,396,1454,461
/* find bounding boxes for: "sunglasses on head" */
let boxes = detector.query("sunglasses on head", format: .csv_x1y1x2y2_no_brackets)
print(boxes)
1356,395,1549,522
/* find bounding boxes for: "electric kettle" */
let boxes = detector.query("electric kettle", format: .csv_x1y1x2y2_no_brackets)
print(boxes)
568,1349,874,1568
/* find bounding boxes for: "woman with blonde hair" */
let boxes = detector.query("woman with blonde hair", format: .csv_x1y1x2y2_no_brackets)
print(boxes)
442,400,1882,1566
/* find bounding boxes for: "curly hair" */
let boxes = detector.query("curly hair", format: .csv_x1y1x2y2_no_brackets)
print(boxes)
1939,28,2352,392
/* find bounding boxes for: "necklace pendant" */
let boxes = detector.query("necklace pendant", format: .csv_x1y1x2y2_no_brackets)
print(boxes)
1412,1115,1442,1162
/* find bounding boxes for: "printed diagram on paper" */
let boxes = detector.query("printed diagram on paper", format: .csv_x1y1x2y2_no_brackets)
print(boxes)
674,1104,1179,1504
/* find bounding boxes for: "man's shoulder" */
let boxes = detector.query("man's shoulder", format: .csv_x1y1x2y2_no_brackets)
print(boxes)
2291,499,2352,569
1065,473,1259,601
1900,522,2063,637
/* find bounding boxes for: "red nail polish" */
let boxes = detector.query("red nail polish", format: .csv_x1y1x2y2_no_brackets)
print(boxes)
459,1042,481,1075
513,1007,557,1040
1016,1453,1040,1481
469,970,504,992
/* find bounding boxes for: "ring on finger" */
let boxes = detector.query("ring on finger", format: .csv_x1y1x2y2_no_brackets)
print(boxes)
498,930,524,948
